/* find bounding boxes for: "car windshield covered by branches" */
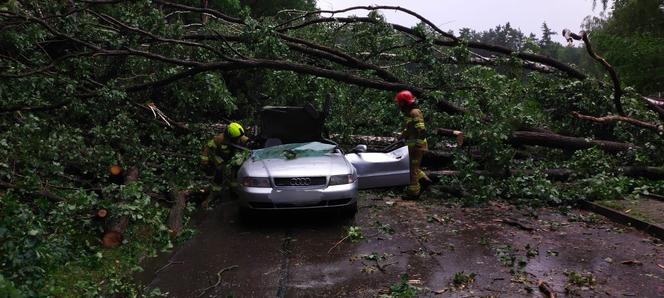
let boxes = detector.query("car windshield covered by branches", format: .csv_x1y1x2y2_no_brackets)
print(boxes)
236,104,410,214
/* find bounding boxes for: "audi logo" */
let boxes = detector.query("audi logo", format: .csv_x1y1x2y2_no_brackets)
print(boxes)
289,177,311,186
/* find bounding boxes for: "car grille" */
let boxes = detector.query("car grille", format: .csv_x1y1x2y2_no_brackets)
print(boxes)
273,177,327,187
248,198,352,209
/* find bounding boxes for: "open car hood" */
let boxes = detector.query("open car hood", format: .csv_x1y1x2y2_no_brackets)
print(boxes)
259,105,324,143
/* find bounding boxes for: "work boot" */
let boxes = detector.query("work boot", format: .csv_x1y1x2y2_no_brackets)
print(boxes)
417,170,433,194
401,193,420,201
419,176,432,193
403,184,421,200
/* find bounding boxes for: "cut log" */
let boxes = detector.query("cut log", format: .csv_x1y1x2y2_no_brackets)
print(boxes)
342,130,636,155
96,208,108,219
621,166,664,180
109,164,125,185
428,166,664,181
102,216,128,248
167,190,189,237
508,131,636,153
537,280,556,298
102,167,138,248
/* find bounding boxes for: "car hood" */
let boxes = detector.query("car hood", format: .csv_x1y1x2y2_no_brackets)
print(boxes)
240,154,352,178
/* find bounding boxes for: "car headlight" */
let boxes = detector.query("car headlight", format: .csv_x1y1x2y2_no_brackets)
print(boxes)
242,177,271,187
329,173,357,185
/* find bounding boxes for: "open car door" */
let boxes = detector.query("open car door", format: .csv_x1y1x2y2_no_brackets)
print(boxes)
345,145,410,189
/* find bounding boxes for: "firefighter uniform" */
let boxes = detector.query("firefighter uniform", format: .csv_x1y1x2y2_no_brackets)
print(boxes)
402,107,430,198
200,133,250,191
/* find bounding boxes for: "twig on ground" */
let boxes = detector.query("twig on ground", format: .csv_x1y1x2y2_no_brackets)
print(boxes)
327,234,350,254
537,280,556,298
496,218,534,231
155,260,184,274
196,265,239,297
620,260,643,265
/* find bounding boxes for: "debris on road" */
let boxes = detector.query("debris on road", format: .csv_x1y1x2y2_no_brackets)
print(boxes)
495,218,534,231
537,280,556,298
196,265,239,297
620,260,643,265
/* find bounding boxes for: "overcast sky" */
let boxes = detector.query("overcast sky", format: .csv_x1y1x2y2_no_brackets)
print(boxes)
316,0,609,43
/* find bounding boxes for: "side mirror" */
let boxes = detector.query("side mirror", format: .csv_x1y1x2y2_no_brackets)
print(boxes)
351,144,367,153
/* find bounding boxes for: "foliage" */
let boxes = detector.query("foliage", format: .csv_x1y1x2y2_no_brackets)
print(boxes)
381,274,419,298
566,271,596,287
346,226,364,242
451,271,476,288
586,0,664,94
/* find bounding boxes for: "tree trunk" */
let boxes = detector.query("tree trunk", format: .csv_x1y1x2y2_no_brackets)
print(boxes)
427,167,664,181
507,131,636,153
167,190,189,237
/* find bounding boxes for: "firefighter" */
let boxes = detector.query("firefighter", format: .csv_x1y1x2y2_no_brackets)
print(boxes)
200,122,251,195
395,90,431,199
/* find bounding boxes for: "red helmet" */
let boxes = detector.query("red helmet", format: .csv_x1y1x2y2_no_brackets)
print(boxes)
395,90,414,106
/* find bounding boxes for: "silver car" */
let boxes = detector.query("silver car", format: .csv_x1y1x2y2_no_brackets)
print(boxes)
236,105,410,215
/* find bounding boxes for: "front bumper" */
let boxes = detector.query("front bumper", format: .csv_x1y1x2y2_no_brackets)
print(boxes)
236,181,358,210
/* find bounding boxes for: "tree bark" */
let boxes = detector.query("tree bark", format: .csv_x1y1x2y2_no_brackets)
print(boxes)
167,190,189,237
428,167,664,181
507,131,636,153
342,130,636,154
570,111,662,133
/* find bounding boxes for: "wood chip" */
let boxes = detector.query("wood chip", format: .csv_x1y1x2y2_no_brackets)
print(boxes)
621,260,643,265
431,214,446,223
498,218,534,231
407,279,422,285
537,280,556,298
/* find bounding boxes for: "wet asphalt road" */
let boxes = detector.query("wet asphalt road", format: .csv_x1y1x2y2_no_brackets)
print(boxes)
137,192,664,297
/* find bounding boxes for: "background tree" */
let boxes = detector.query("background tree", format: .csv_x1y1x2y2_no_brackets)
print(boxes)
586,0,664,94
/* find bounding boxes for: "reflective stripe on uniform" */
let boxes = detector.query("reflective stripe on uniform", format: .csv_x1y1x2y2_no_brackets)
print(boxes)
407,184,420,196
406,139,427,147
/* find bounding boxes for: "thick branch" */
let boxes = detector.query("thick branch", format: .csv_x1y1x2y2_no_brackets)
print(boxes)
642,96,664,121
0,181,64,202
508,131,636,153
571,111,663,133
564,29,624,115
281,16,587,80
185,33,403,83
0,100,71,114
88,10,225,58
124,57,467,114
155,0,243,24
276,6,458,42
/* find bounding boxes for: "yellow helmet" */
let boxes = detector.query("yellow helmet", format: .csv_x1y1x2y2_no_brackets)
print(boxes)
226,122,244,139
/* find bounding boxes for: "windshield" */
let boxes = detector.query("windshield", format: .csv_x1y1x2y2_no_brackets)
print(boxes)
251,142,337,161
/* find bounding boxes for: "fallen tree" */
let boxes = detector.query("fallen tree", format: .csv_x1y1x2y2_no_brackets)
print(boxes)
167,190,190,237
1,2,663,295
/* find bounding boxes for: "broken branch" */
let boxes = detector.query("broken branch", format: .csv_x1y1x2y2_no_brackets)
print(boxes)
196,265,239,297
571,111,663,133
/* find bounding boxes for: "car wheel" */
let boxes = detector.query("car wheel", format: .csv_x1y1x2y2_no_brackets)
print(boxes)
340,202,358,218
238,207,257,221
